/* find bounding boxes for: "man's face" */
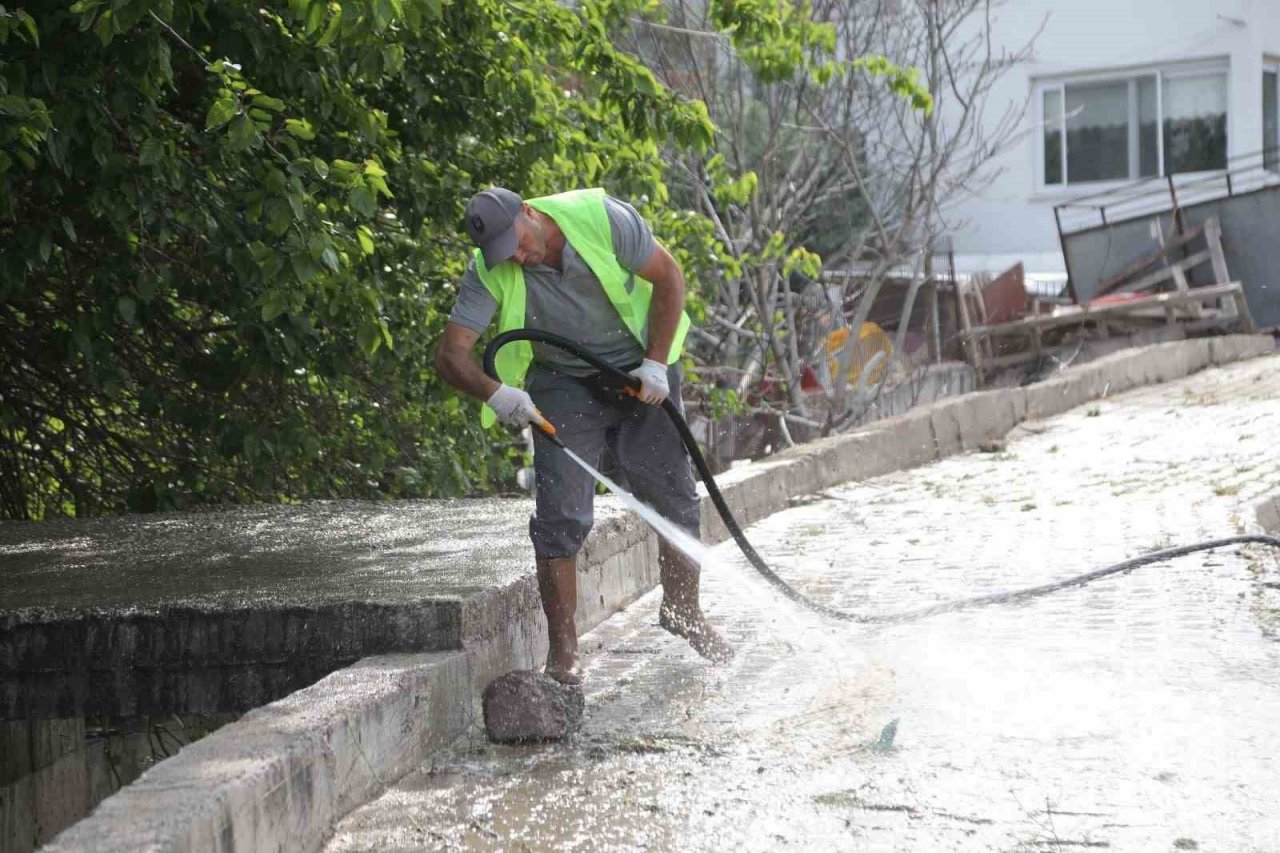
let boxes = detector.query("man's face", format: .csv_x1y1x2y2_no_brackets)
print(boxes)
510,205,549,267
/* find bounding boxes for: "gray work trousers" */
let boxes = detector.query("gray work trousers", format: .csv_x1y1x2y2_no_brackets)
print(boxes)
526,363,700,559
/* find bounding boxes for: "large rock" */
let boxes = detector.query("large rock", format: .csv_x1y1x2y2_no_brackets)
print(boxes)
482,669,585,743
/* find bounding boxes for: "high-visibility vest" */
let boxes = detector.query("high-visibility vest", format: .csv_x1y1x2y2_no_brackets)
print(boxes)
474,187,690,426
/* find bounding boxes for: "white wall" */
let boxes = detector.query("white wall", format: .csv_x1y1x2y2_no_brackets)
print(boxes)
937,0,1272,277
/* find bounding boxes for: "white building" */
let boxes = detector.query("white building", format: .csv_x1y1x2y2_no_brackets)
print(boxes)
942,0,1280,284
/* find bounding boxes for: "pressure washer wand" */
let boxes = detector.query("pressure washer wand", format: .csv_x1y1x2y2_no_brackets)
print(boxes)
533,417,566,449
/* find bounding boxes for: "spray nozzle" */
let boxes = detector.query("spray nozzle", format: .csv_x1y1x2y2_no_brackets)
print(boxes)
535,417,566,449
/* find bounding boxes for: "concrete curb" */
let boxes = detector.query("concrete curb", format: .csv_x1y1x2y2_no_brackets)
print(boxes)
47,334,1276,852
44,652,472,852
703,334,1274,542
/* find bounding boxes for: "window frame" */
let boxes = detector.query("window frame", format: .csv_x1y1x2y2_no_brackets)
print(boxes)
1264,60,1279,172
1035,60,1230,193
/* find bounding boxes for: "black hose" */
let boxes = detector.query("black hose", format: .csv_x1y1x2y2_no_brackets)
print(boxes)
482,330,1280,624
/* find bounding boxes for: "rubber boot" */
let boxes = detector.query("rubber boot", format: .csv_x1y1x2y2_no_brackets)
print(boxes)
657,541,734,663
536,556,582,684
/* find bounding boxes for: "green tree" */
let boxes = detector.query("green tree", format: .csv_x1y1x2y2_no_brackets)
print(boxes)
0,0,715,519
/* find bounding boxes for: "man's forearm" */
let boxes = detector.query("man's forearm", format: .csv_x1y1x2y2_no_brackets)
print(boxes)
436,345,501,401
644,268,685,363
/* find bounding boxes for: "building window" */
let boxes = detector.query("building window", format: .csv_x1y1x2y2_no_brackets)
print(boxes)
1043,90,1063,184
1265,67,1278,172
1162,73,1228,173
1041,66,1228,186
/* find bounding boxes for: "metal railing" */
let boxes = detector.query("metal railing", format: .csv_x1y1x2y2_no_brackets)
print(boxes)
1054,146,1280,237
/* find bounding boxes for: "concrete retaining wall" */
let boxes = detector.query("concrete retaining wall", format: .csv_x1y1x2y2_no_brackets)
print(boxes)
44,653,472,852
4,601,462,720
46,334,1276,852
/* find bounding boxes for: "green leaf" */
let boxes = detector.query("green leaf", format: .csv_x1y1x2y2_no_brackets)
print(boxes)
289,252,320,283
264,198,293,236
357,320,382,355
265,167,288,194
260,289,289,321
305,1,325,36
92,9,115,45
139,138,164,166
372,0,394,31
321,246,340,272
252,94,286,112
0,95,33,119
117,296,137,324
227,113,258,151
366,174,393,199
61,216,77,243
18,11,39,46
284,118,315,140
357,225,375,255
205,96,238,130
348,185,377,217
381,45,404,74
315,7,344,46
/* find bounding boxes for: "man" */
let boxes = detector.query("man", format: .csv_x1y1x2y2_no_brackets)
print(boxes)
435,186,732,684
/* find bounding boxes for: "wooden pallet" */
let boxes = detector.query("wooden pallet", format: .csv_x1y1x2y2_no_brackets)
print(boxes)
957,217,1255,380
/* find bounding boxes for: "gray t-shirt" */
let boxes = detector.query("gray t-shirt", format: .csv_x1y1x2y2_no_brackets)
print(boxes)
449,195,657,375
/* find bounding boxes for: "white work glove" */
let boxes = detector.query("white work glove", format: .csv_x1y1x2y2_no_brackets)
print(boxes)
628,358,670,405
486,383,543,428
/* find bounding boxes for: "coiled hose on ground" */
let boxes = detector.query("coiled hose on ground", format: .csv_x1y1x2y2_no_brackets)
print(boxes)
483,330,1280,625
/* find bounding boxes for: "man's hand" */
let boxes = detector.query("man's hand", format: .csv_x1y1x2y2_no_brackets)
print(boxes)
628,358,670,405
487,384,544,428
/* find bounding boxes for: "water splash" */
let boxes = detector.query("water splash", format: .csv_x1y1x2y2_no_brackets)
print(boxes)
560,447,709,566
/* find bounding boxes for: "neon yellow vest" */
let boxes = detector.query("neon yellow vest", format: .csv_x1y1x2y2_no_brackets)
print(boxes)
474,188,690,426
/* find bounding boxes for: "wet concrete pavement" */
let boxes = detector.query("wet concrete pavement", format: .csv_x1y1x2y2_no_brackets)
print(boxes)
327,354,1280,852
0,498,542,613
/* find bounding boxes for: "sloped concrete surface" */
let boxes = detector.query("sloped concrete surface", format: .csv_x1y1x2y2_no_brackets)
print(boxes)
29,334,1276,852
2,499,531,719
1,499,652,718
326,351,1280,851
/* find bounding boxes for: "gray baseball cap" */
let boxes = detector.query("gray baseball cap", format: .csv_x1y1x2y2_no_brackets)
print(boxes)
464,187,523,266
